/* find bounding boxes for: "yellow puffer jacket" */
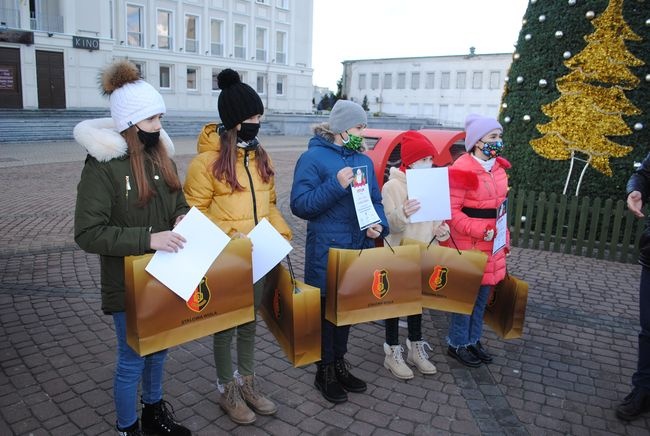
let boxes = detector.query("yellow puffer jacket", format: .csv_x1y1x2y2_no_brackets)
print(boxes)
183,123,292,240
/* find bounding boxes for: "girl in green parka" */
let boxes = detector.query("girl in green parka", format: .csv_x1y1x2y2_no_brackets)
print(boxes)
74,60,191,436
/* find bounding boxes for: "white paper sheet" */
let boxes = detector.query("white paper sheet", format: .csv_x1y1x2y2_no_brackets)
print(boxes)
493,199,507,254
405,167,451,223
247,218,293,283
145,207,230,301
350,165,382,230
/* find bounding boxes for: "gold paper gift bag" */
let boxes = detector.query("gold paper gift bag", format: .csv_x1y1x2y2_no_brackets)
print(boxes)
402,238,488,315
325,244,422,326
259,263,321,367
124,238,255,356
484,273,529,339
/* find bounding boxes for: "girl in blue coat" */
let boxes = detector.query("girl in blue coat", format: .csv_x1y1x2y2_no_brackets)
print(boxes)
290,100,388,404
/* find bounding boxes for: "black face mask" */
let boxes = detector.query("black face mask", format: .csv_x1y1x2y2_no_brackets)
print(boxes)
237,122,260,142
136,127,160,149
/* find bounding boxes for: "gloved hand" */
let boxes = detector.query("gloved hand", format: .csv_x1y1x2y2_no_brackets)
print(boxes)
483,224,496,242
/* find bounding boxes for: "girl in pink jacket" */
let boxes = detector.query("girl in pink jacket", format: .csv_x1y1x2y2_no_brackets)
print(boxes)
446,114,510,368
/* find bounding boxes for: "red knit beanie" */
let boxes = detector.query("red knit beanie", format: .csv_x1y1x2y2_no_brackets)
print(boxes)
400,130,436,171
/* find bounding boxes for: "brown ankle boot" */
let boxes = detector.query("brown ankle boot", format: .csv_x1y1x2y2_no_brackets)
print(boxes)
239,374,277,415
218,381,255,425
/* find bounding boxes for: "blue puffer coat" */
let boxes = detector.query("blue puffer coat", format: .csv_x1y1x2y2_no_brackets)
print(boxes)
290,126,389,295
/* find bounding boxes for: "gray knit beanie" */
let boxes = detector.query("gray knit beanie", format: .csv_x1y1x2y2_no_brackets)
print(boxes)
328,100,367,134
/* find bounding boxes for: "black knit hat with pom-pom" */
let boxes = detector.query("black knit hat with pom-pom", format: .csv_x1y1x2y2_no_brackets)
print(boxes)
217,68,264,130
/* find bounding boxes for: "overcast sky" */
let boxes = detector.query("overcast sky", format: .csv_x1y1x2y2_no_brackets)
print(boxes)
311,0,529,90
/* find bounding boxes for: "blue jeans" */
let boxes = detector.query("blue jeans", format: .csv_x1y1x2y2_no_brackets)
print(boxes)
321,296,350,364
633,266,650,390
113,312,167,429
447,285,492,348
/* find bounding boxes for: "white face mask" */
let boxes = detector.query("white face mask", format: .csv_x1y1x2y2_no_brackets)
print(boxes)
410,162,432,170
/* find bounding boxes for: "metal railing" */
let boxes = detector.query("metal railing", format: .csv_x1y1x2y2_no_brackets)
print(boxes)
30,15,63,33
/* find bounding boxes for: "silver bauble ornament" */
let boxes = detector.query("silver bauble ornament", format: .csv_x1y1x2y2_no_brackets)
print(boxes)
645,74,650,82
516,76,524,84
568,0,576,5
555,31,564,38
635,123,644,131
525,34,532,41
563,51,572,59
502,102,508,108
522,19,527,25
586,11,595,19
539,79,548,87
531,0,536,3
646,18,650,26
513,53,520,60
504,116,512,123
523,115,531,122
539,15,546,22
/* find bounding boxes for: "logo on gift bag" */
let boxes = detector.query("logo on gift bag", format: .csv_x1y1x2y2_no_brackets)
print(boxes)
273,287,282,320
371,269,390,299
186,276,211,313
428,265,448,292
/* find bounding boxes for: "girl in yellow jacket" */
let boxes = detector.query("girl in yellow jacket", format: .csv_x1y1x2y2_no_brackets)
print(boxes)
183,69,291,425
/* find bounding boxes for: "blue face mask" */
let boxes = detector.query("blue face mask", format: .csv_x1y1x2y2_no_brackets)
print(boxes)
479,141,504,158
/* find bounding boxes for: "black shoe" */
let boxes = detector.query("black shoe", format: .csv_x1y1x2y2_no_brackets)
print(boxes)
467,341,493,363
334,358,367,393
447,345,482,367
315,363,348,403
117,419,143,436
616,387,650,421
141,399,191,435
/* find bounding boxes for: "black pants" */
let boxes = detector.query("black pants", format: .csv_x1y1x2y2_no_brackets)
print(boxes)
633,266,650,389
320,296,350,364
385,314,422,345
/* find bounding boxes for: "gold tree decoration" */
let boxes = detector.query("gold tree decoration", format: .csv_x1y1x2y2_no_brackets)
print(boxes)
530,0,643,195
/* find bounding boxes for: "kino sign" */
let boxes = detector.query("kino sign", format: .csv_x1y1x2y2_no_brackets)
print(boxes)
72,36,100,51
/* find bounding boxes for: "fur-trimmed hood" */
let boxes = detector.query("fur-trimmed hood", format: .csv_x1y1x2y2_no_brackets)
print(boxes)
312,123,336,143
73,117,174,162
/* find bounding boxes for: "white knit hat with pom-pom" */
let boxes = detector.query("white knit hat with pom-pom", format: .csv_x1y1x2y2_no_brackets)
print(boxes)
101,60,166,132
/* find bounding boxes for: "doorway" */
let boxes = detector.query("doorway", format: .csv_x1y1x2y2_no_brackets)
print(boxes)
36,50,66,108
0,47,23,108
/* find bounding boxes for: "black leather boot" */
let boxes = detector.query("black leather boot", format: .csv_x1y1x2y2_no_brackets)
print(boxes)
141,399,191,435
467,341,493,363
314,363,347,403
616,387,650,421
334,358,367,393
117,419,143,436
447,345,482,367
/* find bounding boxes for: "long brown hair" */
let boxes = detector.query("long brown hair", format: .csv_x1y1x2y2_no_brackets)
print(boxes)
123,127,182,206
211,127,274,191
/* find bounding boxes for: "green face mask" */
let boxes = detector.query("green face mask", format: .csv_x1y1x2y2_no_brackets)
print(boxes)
342,132,363,151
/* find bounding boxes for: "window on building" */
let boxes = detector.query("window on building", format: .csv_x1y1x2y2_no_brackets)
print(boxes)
489,71,501,89
383,73,392,89
397,72,406,89
210,19,224,56
212,68,221,91
157,10,172,49
358,74,366,90
277,0,289,9
456,71,466,89
410,72,420,90
277,75,286,95
472,71,483,89
234,23,246,59
160,65,171,89
256,0,269,4
440,72,450,89
185,14,198,53
256,73,266,94
127,4,143,47
256,27,267,61
425,72,435,89
275,31,287,64
187,67,198,90
240,71,248,84
371,73,379,90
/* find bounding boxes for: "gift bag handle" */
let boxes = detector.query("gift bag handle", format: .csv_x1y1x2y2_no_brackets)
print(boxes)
286,255,301,294
427,231,461,255
358,236,395,256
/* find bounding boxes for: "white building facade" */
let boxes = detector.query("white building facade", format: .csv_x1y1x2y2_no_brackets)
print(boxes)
0,0,313,113
342,51,512,127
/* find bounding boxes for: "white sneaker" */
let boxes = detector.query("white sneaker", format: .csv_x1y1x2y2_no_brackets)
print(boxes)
406,339,437,374
383,343,414,380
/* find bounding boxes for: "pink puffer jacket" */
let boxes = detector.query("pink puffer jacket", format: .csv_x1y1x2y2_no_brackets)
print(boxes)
445,153,510,286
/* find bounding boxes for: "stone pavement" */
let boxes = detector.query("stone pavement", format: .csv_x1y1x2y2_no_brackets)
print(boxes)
0,135,649,435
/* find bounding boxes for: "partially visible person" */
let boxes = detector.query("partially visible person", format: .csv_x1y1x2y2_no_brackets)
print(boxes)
617,154,650,421
290,100,388,404
74,60,191,436
381,131,450,380
445,114,510,368
183,69,292,425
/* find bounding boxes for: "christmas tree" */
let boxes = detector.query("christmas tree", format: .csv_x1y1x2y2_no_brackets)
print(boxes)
501,0,649,199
